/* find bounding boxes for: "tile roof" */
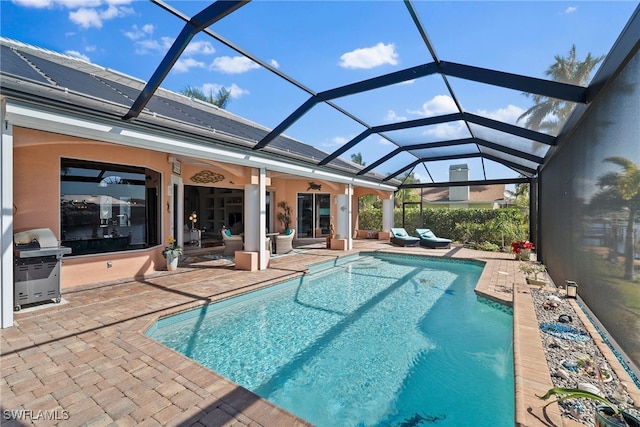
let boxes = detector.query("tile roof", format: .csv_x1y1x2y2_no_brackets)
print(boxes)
421,184,505,203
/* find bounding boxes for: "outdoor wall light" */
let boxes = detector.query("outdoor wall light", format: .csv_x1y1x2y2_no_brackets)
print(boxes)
566,281,578,298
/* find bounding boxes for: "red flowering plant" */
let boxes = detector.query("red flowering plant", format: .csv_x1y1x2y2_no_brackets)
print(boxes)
511,240,534,260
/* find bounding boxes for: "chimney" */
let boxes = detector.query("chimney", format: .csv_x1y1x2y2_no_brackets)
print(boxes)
449,164,469,201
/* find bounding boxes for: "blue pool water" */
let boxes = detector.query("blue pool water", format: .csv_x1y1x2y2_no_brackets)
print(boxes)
146,253,514,426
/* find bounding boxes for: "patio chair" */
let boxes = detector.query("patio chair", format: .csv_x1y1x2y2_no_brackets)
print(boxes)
275,229,295,254
390,228,420,247
221,229,243,256
415,228,452,249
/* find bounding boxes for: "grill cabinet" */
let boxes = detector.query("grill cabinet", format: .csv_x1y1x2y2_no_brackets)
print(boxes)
14,228,71,311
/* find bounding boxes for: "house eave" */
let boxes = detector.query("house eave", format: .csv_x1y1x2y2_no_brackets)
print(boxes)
3,97,398,192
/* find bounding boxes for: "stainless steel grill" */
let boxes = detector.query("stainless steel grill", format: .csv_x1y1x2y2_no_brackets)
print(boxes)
14,228,71,311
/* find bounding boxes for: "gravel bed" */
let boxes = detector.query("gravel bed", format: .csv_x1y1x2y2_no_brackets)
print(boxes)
531,286,638,426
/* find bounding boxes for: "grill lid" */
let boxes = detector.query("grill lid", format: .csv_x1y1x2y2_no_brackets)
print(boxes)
14,228,71,258
14,228,60,248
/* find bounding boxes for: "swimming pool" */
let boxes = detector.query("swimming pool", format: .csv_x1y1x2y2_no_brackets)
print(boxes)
146,253,514,426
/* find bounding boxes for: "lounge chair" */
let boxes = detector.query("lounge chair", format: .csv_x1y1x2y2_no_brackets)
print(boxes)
275,229,295,254
221,229,243,256
390,228,420,247
415,228,452,249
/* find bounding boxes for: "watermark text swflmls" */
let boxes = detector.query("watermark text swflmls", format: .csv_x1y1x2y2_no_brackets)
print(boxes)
3,409,70,421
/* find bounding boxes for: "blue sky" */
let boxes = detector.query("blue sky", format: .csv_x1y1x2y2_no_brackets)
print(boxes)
1,0,638,183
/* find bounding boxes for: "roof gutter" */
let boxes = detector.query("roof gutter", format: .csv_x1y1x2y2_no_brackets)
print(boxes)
4,98,398,192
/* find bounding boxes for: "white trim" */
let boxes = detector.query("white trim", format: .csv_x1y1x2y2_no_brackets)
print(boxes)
5,100,397,192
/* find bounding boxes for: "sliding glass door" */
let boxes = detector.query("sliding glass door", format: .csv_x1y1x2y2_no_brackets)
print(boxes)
297,193,331,237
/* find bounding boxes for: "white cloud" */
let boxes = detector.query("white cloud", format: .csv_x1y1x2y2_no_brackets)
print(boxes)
105,0,133,6
226,83,249,99
339,42,399,69
133,36,172,55
565,6,577,13
378,136,392,145
67,2,133,29
210,56,260,74
270,59,280,69
123,24,153,41
475,104,524,125
173,58,206,73
69,7,102,28
13,0,134,28
60,1,103,7
201,83,249,99
128,35,214,59
407,95,458,117
423,122,468,139
405,96,525,137
65,49,90,61
412,172,428,182
385,110,407,122
184,40,215,56
11,0,54,8
13,0,131,8
330,136,348,146
100,3,122,19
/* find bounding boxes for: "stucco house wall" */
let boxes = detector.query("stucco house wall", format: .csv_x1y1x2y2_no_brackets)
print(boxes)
12,127,392,288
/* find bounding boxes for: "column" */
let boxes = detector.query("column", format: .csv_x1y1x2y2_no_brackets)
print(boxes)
243,168,268,269
335,185,353,250
382,196,394,231
1,103,14,328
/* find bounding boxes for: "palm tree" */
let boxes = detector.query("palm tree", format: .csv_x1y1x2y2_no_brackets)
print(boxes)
518,45,604,133
351,152,365,166
394,172,421,207
180,86,232,109
513,178,531,222
591,156,640,280
212,87,232,109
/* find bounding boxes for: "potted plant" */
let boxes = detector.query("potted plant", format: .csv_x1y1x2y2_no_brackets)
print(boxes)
277,201,292,232
162,236,183,271
538,387,640,427
511,240,534,260
519,262,547,286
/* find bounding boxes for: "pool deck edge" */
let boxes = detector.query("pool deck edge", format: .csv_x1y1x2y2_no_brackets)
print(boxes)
2,242,619,426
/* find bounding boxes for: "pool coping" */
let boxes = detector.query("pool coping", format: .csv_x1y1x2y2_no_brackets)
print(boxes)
3,241,637,426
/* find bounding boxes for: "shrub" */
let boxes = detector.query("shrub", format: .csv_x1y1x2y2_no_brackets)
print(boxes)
475,241,501,252
358,207,383,230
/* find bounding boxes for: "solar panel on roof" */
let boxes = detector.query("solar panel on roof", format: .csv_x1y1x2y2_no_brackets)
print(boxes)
18,51,132,107
1,45,51,84
1,39,378,180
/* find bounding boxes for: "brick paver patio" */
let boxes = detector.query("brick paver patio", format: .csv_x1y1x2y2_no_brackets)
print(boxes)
2,240,637,426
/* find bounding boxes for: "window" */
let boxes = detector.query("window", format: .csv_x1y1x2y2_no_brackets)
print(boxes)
60,158,160,255
297,193,331,237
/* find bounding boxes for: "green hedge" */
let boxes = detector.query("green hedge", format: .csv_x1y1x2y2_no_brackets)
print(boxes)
359,206,528,250
358,207,383,230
